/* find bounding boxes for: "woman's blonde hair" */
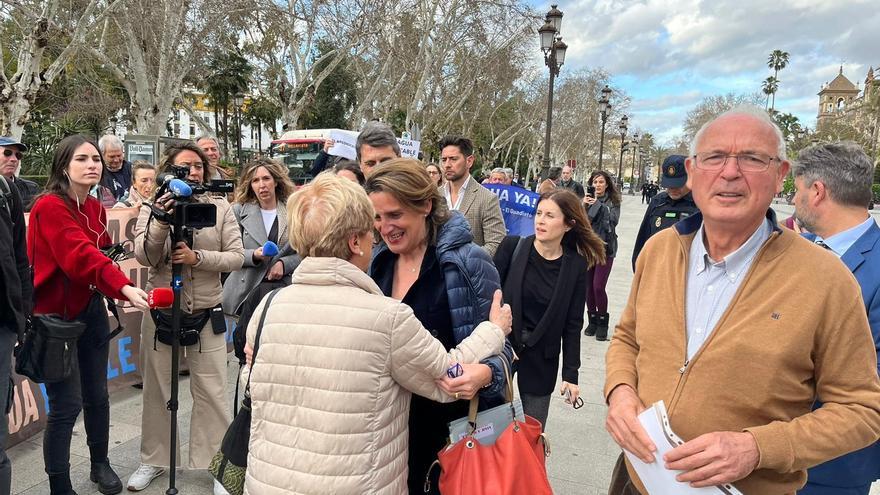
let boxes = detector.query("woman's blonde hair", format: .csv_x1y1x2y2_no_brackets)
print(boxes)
287,172,374,259
234,157,295,205
363,158,450,246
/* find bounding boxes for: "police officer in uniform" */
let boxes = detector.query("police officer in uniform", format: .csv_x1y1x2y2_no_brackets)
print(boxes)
631,155,699,270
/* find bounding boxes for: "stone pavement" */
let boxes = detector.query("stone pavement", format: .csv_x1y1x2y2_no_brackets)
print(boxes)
8,195,880,494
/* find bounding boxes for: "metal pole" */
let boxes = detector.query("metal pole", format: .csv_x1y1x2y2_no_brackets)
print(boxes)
629,143,638,194
597,115,607,171
542,64,556,181
236,106,244,166
617,138,626,187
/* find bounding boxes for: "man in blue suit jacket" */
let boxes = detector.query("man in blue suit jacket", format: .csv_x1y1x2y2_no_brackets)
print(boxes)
793,142,880,495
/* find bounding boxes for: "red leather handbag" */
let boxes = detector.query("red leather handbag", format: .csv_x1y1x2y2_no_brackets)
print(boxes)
431,362,552,495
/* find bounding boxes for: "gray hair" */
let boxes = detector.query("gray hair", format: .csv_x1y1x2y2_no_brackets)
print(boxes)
98,134,123,153
356,121,400,161
792,142,873,208
502,167,514,180
689,105,786,159
195,135,220,148
490,167,506,176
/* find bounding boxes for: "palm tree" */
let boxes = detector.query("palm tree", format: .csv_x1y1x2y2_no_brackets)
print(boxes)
762,77,779,110
767,50,790,112
204,50,253,156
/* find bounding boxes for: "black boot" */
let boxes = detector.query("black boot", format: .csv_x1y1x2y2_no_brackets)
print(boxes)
584,312,598,336
89,461,122,494
595,313,610,341
48,472,78,495
89,443,122,495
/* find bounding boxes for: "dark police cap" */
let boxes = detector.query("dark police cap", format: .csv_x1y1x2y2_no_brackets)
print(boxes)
660,155,687,188
0,136,28,152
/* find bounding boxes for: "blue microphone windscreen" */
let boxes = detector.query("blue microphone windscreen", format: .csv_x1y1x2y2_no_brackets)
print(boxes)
168,179,193,197
262,241,279,257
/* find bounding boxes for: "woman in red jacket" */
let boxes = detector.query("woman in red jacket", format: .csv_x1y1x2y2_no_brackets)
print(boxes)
28,134,149,495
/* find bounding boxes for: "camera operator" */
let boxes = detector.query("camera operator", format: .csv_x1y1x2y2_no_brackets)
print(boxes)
129,142,244,493
27,134,150,495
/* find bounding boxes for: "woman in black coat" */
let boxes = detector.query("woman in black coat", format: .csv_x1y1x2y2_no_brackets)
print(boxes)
494,189,606,429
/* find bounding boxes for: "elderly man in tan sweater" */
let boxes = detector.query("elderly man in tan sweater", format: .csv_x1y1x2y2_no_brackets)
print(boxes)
604,106,880,495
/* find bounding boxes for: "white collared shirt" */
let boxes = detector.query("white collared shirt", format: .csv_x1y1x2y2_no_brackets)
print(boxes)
443,175,472,211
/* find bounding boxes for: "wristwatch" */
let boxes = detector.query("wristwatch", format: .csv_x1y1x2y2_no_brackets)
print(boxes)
194,250,202,265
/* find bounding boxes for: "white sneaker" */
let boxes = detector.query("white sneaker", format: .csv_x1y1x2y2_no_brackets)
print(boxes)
126,464,165,491
214,479,231,495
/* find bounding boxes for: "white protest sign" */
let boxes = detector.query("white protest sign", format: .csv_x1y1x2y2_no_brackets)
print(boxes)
327,128,421,160
397,137,421,158
327,129,359,160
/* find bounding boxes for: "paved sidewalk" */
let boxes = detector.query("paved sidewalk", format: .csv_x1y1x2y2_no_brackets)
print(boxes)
9,195,880,494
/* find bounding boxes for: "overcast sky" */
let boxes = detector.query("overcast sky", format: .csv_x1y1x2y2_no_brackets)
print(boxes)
538,0,880,145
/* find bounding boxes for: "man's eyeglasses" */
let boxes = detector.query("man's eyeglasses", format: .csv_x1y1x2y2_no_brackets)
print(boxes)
693,152,780,172
2,149,24,160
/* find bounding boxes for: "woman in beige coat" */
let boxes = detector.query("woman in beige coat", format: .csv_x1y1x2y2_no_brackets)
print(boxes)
243,173,512,494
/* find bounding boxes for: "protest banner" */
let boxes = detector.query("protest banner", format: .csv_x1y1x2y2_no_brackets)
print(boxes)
484,184,538,236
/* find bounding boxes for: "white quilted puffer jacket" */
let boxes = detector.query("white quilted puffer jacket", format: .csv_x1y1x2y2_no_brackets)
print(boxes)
244,256,506,494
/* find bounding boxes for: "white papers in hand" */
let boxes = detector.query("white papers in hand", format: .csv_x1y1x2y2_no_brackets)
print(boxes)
622,401,743,495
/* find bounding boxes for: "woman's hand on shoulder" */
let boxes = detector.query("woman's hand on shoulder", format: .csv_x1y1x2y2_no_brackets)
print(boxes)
488,289,512,335
121,285,150,311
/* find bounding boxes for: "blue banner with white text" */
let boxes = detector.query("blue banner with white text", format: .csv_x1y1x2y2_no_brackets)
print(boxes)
485,184,538,237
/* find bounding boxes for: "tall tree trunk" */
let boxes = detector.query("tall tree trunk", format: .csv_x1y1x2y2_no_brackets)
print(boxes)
222,102,229,156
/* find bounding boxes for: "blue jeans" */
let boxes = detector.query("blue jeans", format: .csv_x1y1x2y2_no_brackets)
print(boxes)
0,327,16,494
43,295,112,475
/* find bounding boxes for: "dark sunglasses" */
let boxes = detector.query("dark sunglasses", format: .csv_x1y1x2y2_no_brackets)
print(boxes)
2,149,24,160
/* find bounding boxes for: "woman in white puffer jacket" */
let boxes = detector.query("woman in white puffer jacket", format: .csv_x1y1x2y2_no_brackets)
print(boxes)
242,173,512,495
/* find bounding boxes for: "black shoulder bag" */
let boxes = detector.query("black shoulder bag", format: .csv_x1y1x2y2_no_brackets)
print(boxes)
15,212,87,384
209,287,282,495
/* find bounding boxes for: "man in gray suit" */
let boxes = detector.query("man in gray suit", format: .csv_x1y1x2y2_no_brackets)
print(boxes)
439,135,506,256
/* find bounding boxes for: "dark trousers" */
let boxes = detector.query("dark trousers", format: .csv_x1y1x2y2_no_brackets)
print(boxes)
520,392,551,431
587,256,614,313
609,453,643,495
0,328,16,494
43,295,112,475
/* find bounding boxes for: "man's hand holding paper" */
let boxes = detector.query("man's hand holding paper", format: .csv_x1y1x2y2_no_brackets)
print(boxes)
664,431,759,487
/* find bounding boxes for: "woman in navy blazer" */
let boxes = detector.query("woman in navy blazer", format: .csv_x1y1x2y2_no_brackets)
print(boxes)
493,189,606,429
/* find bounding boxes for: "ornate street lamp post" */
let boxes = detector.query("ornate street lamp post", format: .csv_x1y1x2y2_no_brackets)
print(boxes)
233,94,245,166
616,116,628,187
538,5,568,180
629,133,640,193
597,85,612,171
634,149,648,192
